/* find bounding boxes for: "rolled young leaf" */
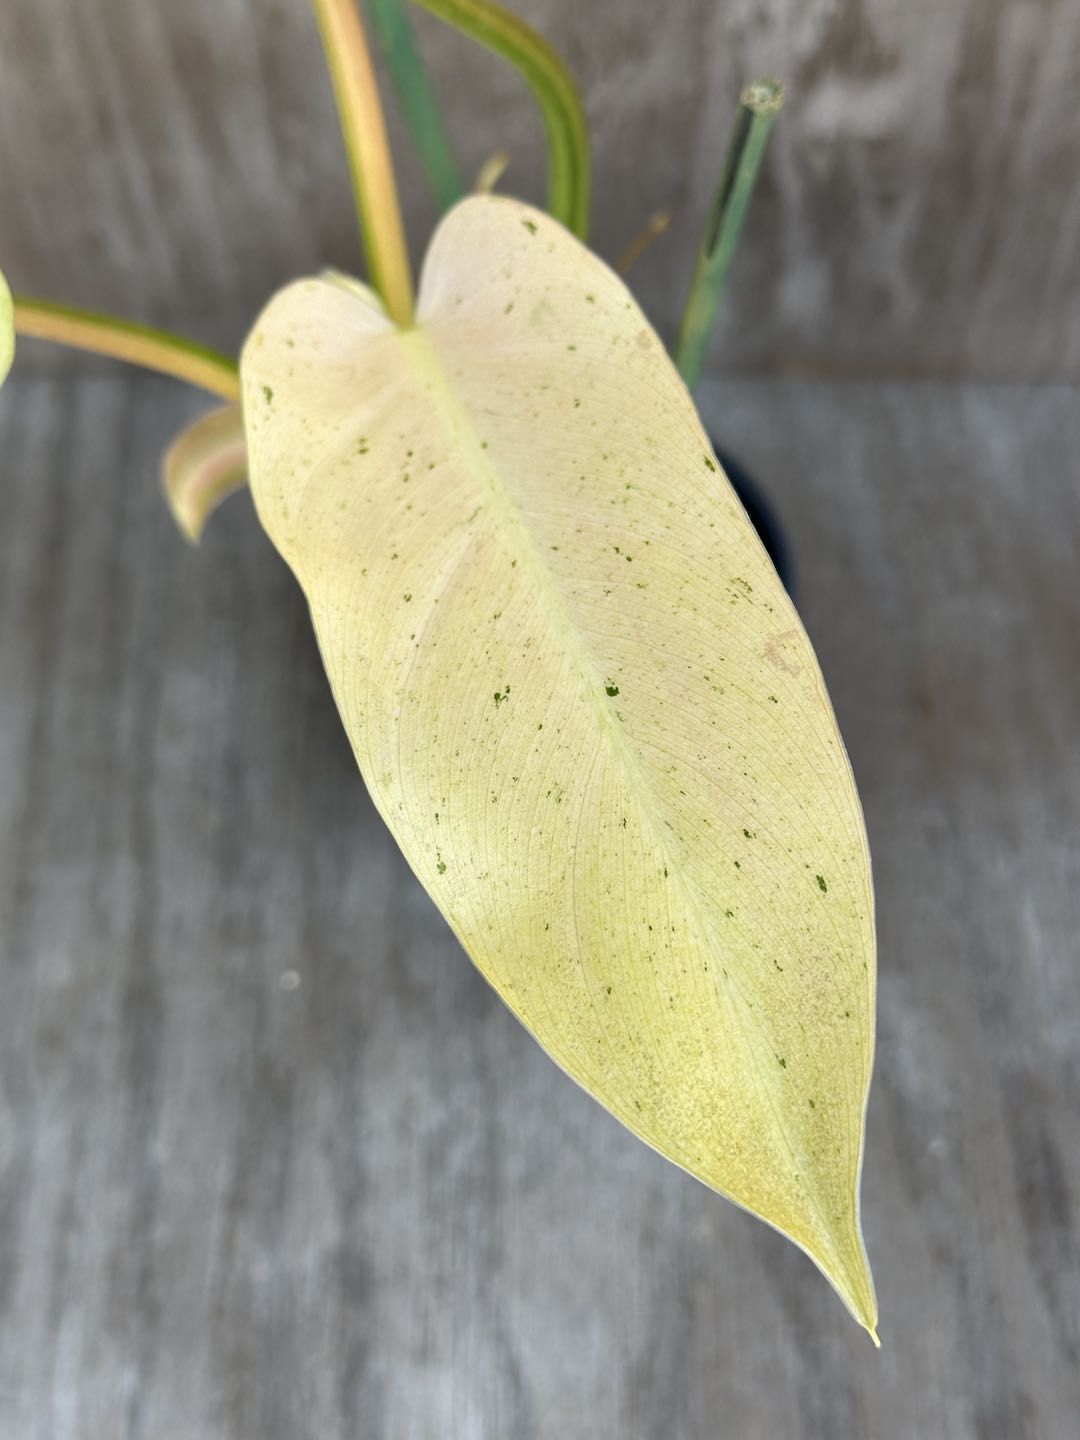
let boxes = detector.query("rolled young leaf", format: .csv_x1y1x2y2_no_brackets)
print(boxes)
240,195,878,1337
162,403,248,543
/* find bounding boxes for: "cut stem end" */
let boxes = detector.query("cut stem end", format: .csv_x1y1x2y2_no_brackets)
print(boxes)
674,78,784,392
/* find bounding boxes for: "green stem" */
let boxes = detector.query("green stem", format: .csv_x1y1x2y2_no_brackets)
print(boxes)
674,80,784,392
311,0,415,326
614,208,671,277
473,149,509,193
12,299,241,401
411,0,590,239
365,0,464,212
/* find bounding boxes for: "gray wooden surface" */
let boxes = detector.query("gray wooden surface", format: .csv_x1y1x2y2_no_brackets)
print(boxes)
1,374,1078,1438
3,0,1080,381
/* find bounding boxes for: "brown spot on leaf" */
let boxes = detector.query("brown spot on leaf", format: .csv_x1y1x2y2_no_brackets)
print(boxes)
764,629,803,678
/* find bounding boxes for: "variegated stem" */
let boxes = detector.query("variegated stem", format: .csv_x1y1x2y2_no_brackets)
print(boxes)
311,0,415,326
12,299,240,401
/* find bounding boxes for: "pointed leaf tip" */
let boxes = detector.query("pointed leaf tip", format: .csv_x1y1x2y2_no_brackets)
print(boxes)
239,194,877,1329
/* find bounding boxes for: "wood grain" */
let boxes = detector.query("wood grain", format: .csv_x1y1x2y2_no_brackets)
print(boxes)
0,372,1077,1437
1,0,1079,380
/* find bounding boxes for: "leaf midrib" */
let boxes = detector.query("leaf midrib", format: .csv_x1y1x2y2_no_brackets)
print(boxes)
395,322,858,1273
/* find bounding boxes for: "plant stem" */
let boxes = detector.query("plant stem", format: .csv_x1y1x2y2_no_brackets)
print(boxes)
615,209,671,277
411,0,590,239
473,149,509,193
311,0,415,326
674,80,783,392
13,299,241,401
365,0,463,212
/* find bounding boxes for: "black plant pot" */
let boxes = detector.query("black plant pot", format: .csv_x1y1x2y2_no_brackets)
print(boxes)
711,442,795,599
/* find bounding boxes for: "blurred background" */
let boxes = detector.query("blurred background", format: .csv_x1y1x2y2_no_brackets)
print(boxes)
3,0,1080,377
1,3,1079,1439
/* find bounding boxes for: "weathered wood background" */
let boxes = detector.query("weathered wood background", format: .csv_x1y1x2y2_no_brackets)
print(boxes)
1,373,1078,1437
2,0,1080,378
3,1,1080,1435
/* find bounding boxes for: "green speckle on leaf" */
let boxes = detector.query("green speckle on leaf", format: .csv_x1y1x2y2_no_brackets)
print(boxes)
778,1056,787,1069
605,683,620,697
262,385,274,404
704,455,716,471
817,874,828,893
436,860,446,874
522,219,538,235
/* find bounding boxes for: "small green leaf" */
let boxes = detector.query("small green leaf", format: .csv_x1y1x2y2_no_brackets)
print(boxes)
240,195,878,1338
0,268,14,387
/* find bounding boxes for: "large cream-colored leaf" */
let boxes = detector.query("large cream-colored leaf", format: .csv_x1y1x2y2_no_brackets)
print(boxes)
240,195,878,1337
